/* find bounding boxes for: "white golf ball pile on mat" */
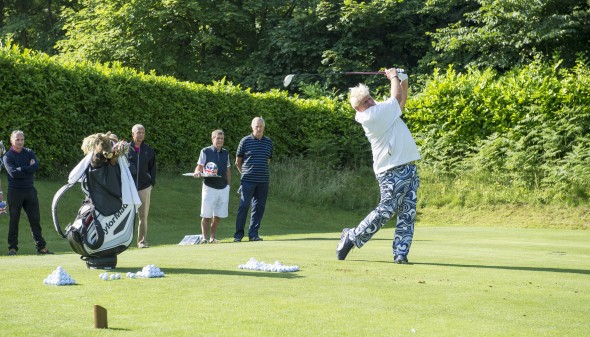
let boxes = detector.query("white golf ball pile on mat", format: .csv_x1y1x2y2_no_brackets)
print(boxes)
43,266,76,286
239,258,300,272
136,264,165,278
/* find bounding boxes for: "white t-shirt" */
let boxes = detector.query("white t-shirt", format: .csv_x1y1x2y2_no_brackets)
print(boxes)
355,98,420,174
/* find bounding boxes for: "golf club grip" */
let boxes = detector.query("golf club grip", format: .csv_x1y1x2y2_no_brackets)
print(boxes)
344,71,385,75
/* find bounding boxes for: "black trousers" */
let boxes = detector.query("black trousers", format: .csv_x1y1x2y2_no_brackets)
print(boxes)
7,187,46,251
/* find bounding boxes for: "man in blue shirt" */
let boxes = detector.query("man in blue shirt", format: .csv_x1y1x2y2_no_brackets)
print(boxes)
234,117,273,242
3,130,53,255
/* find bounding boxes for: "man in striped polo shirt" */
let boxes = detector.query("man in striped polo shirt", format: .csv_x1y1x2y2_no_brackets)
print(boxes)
234,117,273,242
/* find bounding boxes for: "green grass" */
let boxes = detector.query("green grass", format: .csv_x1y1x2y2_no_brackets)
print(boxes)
0,174,588,336
0,228,588,336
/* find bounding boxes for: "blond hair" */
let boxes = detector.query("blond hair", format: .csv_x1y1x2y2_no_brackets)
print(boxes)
349,84,370,110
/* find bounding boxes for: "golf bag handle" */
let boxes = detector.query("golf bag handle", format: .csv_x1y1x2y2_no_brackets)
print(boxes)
51,183,75,238
51,180,106,249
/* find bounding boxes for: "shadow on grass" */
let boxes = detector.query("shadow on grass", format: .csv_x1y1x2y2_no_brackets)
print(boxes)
271,237,432,242
360,260,590,275
113,267,304,279
102,327,131,331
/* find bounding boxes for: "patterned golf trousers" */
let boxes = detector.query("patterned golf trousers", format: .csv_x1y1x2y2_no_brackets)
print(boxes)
350,163,419,257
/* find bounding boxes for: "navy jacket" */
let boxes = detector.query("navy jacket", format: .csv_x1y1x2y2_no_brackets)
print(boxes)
127,142,156,190
3,147,39,190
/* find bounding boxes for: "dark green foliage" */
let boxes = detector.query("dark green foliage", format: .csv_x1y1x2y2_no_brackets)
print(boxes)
424,0,590,72
51,0,454,93
2,0,589,96
0,0,70,54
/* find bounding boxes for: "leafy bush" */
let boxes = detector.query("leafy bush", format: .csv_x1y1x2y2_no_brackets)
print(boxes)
406,57,590,204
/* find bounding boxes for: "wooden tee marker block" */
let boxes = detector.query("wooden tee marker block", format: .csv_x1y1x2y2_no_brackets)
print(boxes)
94,305,108,329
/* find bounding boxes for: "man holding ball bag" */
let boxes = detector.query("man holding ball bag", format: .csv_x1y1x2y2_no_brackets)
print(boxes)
194,129,231,244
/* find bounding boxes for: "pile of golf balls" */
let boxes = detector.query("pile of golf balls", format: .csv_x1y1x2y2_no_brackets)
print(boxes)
135,264,165,278
239,258,300,272
99,272,122,281
43,266,76,286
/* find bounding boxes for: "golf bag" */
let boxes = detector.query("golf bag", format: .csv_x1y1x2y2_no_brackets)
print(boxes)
52,138,140,269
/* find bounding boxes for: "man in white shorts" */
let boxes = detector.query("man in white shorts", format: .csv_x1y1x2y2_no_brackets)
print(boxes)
194,130,231,243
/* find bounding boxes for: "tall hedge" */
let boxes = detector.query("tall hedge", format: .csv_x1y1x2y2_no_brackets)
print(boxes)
0,45,368,177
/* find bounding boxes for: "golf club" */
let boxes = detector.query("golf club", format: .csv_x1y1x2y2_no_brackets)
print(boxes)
283,69,404,87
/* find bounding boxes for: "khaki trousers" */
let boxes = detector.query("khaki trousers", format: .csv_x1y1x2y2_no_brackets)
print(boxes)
137,185,152,245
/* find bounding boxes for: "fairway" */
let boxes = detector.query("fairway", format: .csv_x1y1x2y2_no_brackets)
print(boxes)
0,227,588,336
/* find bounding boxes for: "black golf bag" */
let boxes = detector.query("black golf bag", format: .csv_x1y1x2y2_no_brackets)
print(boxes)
52,153,139,269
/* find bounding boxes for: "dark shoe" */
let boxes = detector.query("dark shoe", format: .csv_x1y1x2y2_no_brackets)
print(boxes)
336,228,354,260
233,238,242,242
394,255,409,264
37,248,55,255
249,237,263,242
8,249,17,256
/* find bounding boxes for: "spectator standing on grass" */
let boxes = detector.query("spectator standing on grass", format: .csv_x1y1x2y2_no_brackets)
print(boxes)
3,130,54,256
0,159,6,226
193,129,231,244
336,68,421,264
0,142,5,212
234,117,273,242
128,124,156,248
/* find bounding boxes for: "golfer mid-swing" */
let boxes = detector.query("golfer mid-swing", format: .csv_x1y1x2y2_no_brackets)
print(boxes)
336,68,420,264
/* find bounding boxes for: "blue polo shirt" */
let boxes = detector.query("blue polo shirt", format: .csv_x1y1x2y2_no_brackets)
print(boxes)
236,134,273,183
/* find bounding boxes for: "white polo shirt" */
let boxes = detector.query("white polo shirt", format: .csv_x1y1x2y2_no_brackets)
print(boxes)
355,98,420,174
